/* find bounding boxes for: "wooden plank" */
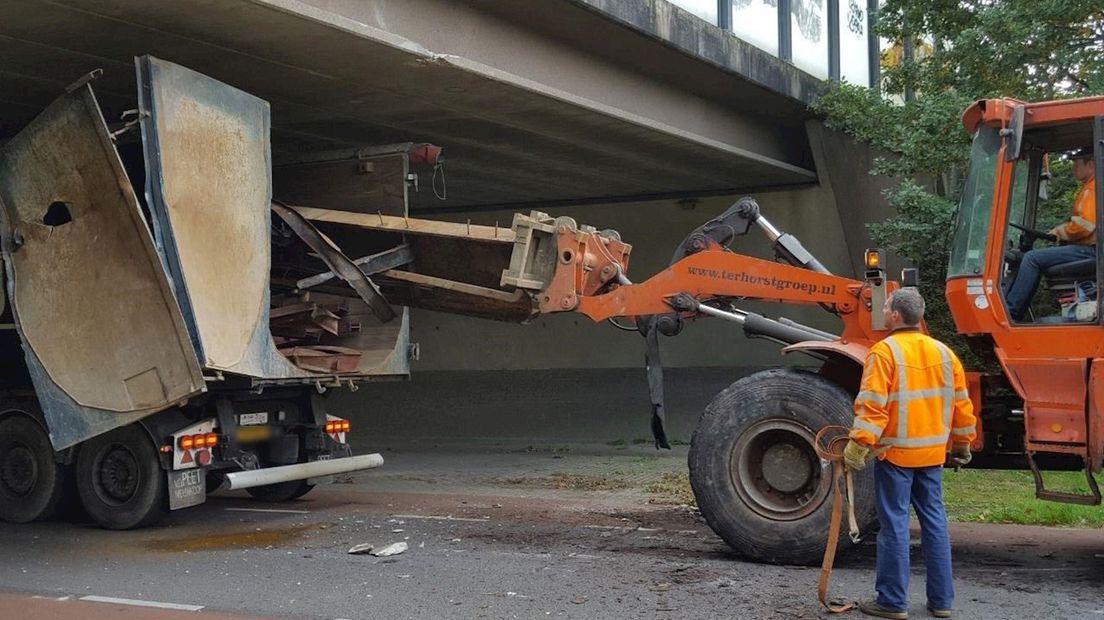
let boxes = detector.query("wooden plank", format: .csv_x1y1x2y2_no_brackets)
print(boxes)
288,205,516,244
379,270,524,303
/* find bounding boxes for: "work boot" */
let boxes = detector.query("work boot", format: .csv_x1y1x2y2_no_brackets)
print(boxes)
927,603,952,618
859,599,908,619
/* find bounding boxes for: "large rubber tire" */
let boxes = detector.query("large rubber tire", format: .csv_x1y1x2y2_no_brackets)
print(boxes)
76,424,167,530
246,479,314,503
0,414,65,523
689,367,877,565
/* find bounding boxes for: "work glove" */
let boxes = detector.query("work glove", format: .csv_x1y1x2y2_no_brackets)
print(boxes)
842,439,871,472
947,442,972,469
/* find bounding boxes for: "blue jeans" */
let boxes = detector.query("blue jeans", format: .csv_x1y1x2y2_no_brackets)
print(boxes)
1005,244,1095,320
874,460,953,611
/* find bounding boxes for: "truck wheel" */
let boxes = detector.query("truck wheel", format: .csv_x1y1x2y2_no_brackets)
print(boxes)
688,367,876,565
0,414,65,523
76,424,167,530
246,480,313,503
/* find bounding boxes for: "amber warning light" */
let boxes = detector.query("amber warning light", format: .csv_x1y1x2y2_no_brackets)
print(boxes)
178,433,219,450
325,420,351,433
864,249,885,270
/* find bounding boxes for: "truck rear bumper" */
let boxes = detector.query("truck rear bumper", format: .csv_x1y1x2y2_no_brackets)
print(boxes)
223,453,384,490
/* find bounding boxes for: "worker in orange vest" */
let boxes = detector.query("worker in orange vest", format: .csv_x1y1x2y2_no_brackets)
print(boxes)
843,287,978,619
1005,147,1097,320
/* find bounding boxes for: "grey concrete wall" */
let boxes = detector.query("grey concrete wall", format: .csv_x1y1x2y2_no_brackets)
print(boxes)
332,367,756,446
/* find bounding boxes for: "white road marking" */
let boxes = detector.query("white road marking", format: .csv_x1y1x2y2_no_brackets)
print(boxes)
80,595,203,611
391,513,488,522
224,507,310,514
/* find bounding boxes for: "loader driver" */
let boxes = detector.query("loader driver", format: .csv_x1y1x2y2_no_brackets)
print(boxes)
843,288,977,619
1005,147,1097,321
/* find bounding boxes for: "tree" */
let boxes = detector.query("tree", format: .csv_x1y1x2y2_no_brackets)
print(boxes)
812,0,1104,351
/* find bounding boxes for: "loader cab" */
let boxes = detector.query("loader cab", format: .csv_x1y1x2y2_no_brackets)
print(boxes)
947,98,1104,336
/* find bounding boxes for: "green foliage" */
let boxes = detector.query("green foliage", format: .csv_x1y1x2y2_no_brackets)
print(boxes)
943,469,1104,526
812,1,1104,352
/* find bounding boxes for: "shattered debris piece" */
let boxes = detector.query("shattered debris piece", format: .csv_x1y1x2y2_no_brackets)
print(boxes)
347,543,374,555
370,542,408,557
279,345,362,374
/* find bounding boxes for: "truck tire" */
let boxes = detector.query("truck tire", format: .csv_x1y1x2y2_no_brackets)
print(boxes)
0,414,65,523
76,424,167,530
246,479,313,503
688,367,876,565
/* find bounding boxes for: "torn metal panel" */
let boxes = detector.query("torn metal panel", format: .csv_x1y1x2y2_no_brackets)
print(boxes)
296,244,414,290
0,84,205,449
271,201,396,322
137,55,311,380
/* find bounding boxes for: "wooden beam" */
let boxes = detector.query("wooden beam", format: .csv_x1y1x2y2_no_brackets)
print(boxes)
287,204,516,244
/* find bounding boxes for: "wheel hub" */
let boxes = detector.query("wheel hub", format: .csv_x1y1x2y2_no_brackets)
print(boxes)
0,443,37,497
95,445,140,504
730,419,831,521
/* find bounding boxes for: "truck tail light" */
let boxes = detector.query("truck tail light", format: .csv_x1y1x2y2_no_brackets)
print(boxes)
179,433,220,450
325,419,351,433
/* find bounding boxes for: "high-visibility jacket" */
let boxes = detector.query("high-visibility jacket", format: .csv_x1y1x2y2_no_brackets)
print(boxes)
850,328,978,468
1053,177,1097,246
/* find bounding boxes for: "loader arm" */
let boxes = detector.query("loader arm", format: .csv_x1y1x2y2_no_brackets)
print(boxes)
279,198,896,448
512,201,889,349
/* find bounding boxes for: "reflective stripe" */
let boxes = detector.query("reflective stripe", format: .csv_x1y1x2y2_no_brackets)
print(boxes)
887,387,949,402
879,432,950,448
882,335,955,448
852,418,884,438
935,342,954,428
884,337,908,439
954,389,969,400
951,425,976,436
856,390,888,407
1071,216,1097,233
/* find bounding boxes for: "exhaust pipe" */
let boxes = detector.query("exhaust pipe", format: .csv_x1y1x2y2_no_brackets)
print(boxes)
224,453,384,490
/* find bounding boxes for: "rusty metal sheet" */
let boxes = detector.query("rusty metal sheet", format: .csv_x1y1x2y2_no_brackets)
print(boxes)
0,84,205,449
138,55,307,379
271,201,395,322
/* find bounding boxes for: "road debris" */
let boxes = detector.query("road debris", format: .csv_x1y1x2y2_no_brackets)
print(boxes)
347,543,374,555
370,542,408,557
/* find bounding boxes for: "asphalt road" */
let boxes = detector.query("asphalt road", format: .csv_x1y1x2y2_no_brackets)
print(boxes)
0,446,1101,619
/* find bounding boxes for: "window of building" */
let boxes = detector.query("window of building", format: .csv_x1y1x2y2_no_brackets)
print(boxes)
790,0,828,79
667,0,719,25
731,0,780,55
838,0,870,86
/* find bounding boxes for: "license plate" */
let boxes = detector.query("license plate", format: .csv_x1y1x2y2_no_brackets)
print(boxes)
236,425,272,444
239,412,268,426
168,469,205,510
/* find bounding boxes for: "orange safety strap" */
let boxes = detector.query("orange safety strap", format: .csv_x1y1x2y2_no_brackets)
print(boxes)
814,425,888,614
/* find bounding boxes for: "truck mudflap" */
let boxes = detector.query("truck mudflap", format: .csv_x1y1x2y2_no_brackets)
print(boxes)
0,81,206,450
223,453,384,491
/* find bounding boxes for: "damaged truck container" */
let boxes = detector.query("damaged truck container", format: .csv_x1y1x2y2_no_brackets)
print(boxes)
0,56,627,530
0,58,417,528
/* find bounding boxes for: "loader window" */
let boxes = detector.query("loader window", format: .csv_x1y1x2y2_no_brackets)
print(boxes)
949,127,1002,277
